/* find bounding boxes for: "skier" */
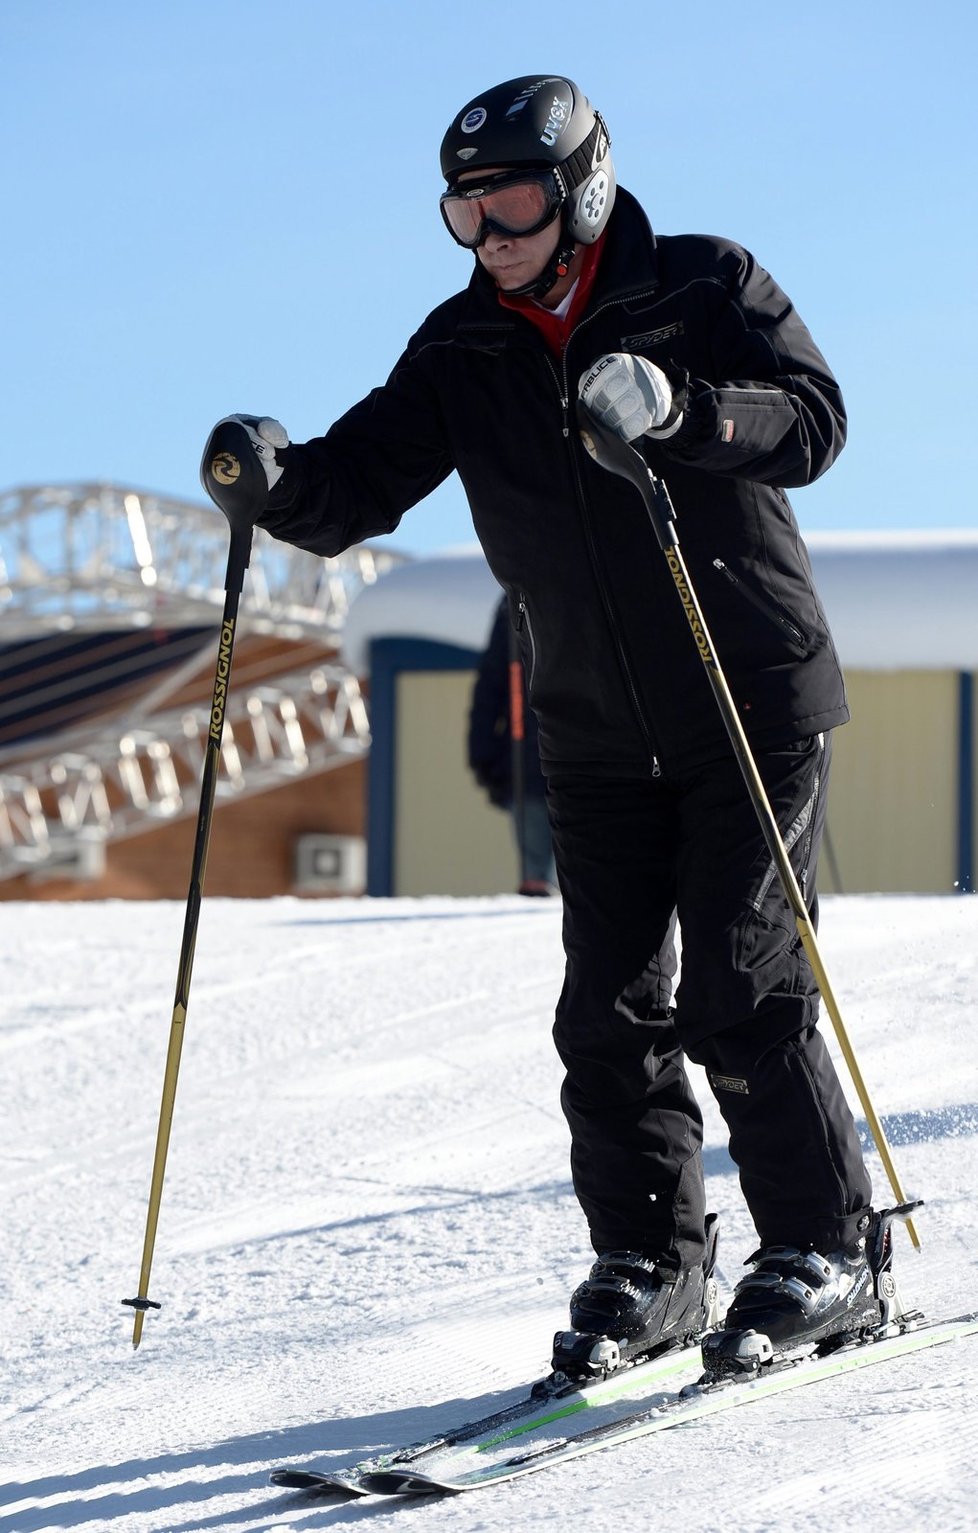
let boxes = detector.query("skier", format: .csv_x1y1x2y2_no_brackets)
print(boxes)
209,75,886,1369
468,596,557,895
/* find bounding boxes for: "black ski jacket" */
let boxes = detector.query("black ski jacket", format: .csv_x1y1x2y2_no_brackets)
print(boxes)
259,187,850,777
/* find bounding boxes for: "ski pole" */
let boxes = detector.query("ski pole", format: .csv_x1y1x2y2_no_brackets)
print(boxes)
123,420,269,1346
577,402,920,1250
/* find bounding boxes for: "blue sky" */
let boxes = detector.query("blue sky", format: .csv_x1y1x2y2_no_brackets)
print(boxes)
4,0,975,558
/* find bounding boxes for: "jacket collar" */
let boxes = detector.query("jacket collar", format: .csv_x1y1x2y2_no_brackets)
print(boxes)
589,186,660,305
457,186,659,331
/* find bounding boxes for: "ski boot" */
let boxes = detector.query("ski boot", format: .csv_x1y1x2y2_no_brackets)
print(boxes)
701,1200,923,1382
550,1213,720,1382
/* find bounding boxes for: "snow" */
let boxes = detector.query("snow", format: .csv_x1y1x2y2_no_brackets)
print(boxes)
2,893,977,1532
342,532,978,675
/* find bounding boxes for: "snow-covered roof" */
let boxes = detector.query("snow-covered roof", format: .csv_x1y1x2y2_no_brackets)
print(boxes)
342,532,978,674
343,548,501,674
801,530,978,669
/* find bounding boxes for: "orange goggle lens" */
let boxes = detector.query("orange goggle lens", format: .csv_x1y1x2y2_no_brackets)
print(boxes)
440,173,563,248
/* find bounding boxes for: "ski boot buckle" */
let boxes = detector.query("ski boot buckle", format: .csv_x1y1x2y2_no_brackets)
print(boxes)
870,1199,926,1334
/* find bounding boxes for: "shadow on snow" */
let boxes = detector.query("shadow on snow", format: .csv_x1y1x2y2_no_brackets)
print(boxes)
5,1105,973,1529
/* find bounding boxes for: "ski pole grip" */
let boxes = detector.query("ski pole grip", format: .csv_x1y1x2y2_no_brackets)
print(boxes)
200,418,270,538
200,418,265,593
577,399,678,549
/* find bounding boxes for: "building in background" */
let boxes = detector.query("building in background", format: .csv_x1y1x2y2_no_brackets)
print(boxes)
342,536,978,899
3,488,975,902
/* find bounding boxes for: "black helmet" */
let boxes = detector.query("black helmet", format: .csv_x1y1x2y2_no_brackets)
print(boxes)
440,75,616,246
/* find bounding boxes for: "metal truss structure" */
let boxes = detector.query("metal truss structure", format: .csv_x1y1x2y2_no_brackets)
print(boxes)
0,482,400,880
0,662,371,875
0,481,396,638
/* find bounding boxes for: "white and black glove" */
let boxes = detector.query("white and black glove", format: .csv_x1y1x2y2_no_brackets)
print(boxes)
578,354,684,442
217,414,290,491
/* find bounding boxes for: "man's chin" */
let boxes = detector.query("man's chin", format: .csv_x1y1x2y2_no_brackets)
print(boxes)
490,267,536,291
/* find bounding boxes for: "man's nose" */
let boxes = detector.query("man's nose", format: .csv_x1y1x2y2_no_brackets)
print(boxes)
481,228,513,252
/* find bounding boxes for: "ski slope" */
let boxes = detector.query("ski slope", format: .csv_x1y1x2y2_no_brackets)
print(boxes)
2,893,976,1532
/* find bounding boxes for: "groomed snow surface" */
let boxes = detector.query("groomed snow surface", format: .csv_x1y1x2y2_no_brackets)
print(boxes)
2,894,977,1532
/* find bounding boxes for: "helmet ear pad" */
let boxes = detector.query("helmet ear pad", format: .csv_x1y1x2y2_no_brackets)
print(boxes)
567,167,616,244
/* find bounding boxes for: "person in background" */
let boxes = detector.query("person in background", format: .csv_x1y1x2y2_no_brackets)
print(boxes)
468,596,557,895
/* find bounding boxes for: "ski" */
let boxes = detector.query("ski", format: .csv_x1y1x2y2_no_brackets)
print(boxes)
268,1467,370,1497
269,1338,705,1497
359,1314,978,1495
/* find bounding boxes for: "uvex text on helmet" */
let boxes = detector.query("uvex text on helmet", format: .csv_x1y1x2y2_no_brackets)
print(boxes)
440,75,616,245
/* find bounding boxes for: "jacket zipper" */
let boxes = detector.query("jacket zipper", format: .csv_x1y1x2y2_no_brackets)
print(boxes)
712,558,808,647
544,292,664,777
515,592,537,689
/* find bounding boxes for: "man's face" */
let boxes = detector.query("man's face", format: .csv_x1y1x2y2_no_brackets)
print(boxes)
454,167,563,293
476,217,563,292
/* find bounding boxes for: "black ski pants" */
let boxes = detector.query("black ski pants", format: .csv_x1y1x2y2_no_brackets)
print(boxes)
548,733,873,1273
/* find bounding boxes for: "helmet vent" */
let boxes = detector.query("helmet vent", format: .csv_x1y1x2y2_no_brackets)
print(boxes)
581,172,610,226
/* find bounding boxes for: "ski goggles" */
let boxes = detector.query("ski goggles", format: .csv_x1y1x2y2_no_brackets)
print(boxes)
440,169,566,249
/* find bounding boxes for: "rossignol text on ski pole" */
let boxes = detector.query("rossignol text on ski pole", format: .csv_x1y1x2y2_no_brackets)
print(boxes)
122,418,270,1346
577,398,920,1250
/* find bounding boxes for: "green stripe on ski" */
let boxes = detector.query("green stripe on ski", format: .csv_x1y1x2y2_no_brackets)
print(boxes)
367,1316,978,1494
270,1341,703,1494
474,1346,701,1452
